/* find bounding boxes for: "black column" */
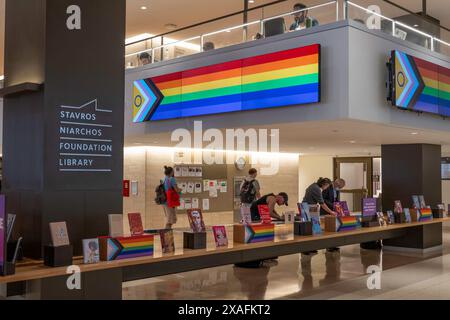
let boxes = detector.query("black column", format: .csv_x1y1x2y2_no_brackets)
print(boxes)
381,144,442,211
2,0,125,258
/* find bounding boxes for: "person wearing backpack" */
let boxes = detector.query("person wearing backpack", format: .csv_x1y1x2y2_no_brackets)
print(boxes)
239,168,261,207
158,166,181,229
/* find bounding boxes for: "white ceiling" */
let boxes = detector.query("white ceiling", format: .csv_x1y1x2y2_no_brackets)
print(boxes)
1,0,449,75
125,119,450,157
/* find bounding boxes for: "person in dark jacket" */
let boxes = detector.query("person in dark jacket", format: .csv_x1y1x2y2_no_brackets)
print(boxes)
321,178,346,215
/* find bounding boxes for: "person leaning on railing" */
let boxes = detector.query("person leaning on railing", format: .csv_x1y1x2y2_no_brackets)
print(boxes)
289,3,319,31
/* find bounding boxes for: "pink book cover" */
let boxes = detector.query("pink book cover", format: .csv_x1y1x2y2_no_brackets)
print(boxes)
212,226,228,248
128,213,144,236
258,205,272,224
394,200,403,214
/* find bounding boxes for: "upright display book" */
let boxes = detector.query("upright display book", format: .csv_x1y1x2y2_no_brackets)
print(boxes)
212,226,228,247
420,208,433,221
377,212,387,226
362,198,377,217
49,222,70,247
412,195,421,209
333,201,350,216
83,238,100,264
258,205,272,224
240,206,252,225
404,208,412,223
128,213,144,236
108,214,124,238
187,209,206,233
419,195,426,209
298,202,310,222
387,210,395,225
160,229,175,254
394,200,403,214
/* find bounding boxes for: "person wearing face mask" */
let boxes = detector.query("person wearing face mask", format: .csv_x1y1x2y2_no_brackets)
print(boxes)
321,178,346,216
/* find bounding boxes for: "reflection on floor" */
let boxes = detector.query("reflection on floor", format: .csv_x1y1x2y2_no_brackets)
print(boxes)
122,228,450,300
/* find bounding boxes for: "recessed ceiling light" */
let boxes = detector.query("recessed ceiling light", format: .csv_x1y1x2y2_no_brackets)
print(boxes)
413,24,419,28
349,140,356,144
411,132,419,135
249,0,255,3
140,6,148,10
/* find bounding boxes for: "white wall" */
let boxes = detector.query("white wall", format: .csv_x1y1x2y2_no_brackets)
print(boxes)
298,155,334,200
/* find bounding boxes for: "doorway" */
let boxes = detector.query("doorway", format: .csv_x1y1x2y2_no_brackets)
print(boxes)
334,157,376,212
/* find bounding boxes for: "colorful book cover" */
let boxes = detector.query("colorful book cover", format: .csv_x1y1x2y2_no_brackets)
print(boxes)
284,211,295,224
258,205,272,224
83,238,100,264
362,198,377,217
419,195,426,209
412,195,421,209
240,206,252,225
404,208,411,223
387,210,395,225
128,213,144,236
310,211,322,235
420,208,433,221
187,209,206,233
333,201,350,217
160,229,175,254
99,235,154,261
212,226,228,247
49,222,70,247
337,216,359,231
242,224,275,243
394,200,403,214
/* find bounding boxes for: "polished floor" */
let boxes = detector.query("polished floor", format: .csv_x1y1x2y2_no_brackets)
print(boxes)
123,227,450,300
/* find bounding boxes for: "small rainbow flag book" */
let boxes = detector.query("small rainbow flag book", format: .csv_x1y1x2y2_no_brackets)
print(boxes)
233,223,275,244
419,208,433,222
99,235,154,261
337,216,359,232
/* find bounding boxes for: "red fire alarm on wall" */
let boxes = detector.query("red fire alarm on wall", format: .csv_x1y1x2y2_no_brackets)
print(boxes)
123,180,130,197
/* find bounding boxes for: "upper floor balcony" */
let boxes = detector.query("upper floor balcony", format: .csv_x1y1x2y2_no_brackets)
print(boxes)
124,0,450,70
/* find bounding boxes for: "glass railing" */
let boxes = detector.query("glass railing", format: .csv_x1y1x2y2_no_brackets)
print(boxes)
124,0,450,69
346,0,450,56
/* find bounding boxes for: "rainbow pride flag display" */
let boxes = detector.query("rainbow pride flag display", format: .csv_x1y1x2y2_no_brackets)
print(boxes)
99,235,154,261
337,216,359,232
132,44,321,122
393,50,450,117
244,224,275,243
419,208,433,222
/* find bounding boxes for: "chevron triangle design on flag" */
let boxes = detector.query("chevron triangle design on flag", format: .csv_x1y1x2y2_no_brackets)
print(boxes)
132,78,164,123
107,238,123,261
245,225,255,243
394,51,425,109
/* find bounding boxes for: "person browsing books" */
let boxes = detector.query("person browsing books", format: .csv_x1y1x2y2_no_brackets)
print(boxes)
250,192,288,222
303,178,337,216
162,166,181,229
321,178,346,215
240,168,261,207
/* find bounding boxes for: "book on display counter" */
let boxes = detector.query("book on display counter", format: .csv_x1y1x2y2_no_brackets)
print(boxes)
212,226,228,248
258,205,272,224
386,210,395,224
333,201,350,216
160,229,175,254
394,200,403,214
412,195,421,209
49,222,70,247
128,213,144,236
108,214,124,237
419,195,426,209
187,209,206,233
240,206,252,225
404,208,412,223
298,202,310,222
309,205,321,235
82,238,100,264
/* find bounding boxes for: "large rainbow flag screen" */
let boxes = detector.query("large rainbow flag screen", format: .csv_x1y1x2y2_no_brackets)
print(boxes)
393,50,450,116
132,44,321,122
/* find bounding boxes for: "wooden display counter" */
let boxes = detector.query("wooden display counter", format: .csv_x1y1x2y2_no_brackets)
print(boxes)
0,218,447,300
